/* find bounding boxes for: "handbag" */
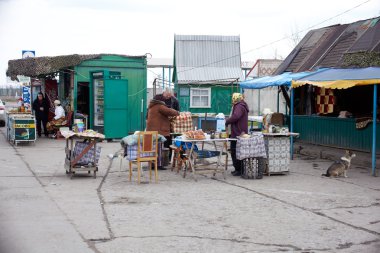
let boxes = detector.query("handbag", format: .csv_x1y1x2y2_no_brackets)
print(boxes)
241,158,265,179
171,112,193,134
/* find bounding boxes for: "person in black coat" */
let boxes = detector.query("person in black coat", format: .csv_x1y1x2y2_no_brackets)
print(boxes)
32,92,50,137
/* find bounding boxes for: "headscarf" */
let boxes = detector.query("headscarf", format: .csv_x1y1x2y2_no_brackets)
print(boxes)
232,93,244,104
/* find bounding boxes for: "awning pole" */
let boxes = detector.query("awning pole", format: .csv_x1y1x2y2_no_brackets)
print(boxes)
372,84,377,176
290,88,294,160
277,87,280,113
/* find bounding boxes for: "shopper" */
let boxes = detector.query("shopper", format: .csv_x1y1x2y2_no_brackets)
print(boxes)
153,87,180,111
152,87,180,158
146,99,179,169
32,92,50,137
225,93,249,176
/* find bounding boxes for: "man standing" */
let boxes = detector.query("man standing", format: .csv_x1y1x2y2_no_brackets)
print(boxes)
32,92,50,137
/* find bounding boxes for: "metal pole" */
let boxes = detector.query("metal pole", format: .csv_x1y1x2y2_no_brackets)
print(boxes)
290,88,294,160
372,84,377,176
162,67,165,89
277,86,280,113
169,67,172,88
258,90,261,115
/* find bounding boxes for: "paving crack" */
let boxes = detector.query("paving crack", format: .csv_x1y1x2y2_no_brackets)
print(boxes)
105,234,303,251
312,202,380,211
96,156,115,240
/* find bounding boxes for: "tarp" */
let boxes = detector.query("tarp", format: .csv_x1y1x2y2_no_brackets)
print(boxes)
292,67,380,89
239,69,327,89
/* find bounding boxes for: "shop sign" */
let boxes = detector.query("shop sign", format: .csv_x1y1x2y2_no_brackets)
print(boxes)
14,123,35,128
22,86,31,107
13,119,36,140
22,50,35,58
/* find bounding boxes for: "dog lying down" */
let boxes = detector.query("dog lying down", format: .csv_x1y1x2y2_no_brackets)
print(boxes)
322,150,356,178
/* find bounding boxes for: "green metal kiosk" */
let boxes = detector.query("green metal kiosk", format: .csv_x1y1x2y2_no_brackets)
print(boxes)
90,70,129,139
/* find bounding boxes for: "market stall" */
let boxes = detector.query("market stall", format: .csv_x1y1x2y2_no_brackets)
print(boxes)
263,132,299,175
292,67,380,176
6,112,36,146
175,130,230,181
61,130,104,179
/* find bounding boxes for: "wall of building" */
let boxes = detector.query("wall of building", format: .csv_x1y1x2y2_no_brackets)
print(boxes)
73,55,147,133
176,85,238,115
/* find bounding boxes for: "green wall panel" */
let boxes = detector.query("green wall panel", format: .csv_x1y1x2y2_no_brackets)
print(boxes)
177,85,235,115
294,115,380,152
74,55,147,136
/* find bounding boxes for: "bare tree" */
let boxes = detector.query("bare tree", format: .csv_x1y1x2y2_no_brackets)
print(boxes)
288,24,302,48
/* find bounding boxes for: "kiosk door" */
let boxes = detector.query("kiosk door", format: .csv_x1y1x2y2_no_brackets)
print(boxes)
104,79,129,138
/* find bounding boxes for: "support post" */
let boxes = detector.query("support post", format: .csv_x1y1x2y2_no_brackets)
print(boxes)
290,88,294,160
372,84,377,176
258,90,261,115
277,86,280,113
162,67,165,89
168,67,172,88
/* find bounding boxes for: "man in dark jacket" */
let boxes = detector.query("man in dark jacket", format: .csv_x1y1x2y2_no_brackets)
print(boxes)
32,92,50,137
225,93,249,176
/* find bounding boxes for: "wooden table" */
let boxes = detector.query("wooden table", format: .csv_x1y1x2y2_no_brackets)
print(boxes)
179,138,232,181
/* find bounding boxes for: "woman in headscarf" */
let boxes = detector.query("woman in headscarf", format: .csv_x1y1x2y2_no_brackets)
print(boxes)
225,93,249,176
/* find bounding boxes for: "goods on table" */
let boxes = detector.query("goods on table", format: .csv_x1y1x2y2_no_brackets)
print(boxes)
61,129,105,139
184,129,206,140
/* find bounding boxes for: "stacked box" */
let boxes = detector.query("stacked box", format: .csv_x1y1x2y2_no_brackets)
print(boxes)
264,136,290,174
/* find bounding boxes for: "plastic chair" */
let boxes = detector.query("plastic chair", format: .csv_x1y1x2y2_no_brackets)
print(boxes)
128,131,159,184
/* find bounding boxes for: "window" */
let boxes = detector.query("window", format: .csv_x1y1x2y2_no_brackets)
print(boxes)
190,88,211,108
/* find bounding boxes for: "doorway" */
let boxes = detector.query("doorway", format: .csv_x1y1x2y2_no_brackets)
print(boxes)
77,82,90,116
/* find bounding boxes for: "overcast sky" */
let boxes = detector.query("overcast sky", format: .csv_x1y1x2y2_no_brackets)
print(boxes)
0,0,379,86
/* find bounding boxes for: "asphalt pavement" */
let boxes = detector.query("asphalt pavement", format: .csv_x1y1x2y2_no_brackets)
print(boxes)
0,126,379,253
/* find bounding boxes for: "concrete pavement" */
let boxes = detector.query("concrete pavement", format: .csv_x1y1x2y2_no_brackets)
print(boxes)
0,126,379,252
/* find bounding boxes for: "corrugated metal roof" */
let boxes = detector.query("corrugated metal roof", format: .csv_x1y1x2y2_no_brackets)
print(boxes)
275,16,380,74
174,35,243,84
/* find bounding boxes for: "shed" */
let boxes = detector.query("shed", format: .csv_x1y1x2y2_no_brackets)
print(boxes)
172,35,243,115
7,54,147,138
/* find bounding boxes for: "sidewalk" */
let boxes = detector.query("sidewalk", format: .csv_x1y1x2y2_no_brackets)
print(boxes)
294,140,380,171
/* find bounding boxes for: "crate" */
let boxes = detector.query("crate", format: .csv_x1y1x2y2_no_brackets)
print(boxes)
242,158,265,179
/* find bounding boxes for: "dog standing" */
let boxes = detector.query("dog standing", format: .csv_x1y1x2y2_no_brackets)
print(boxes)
322,150,356,178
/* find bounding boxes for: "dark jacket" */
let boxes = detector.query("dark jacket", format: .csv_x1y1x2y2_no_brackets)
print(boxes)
32,97,50,120
153,94,180,111
146,99,179,136
225,101,249,138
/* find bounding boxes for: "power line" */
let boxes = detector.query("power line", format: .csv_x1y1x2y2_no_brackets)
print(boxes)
175,0,373,75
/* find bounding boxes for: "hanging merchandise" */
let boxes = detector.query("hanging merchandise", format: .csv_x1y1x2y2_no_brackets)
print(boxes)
316,87,335,114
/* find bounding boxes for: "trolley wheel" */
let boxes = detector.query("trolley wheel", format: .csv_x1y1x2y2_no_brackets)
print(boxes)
88,171,91,174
